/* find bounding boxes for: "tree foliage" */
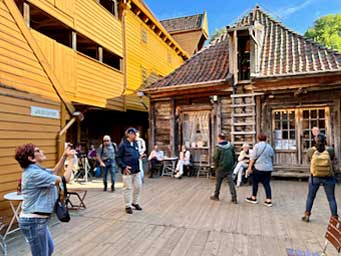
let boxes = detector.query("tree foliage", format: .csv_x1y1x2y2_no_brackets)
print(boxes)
209,27,227,43
304,14,341,52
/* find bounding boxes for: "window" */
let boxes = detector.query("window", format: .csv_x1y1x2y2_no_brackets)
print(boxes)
141,66,147,85
141,28,147,43
102,48,122,70
302,108,326,150
99,0,118,17
237,35,251,81
182,111,210,149
273,110,296,150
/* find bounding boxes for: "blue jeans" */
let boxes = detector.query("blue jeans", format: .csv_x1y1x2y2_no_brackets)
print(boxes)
103,160,115,186
19,217,54,256
305,176,338,216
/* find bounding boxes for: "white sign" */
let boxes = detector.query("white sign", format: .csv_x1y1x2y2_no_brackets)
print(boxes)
31,106,60,119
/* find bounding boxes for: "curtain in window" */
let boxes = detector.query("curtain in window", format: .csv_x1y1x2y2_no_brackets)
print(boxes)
182,111,210,148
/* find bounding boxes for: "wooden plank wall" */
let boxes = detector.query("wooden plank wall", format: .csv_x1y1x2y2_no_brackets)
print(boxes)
75,0,123,56
220,96,232,141
31,30,125,110
0,85,61,223
125,10,184,110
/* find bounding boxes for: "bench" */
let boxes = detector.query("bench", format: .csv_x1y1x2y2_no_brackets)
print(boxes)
65,189,87,210
286,216,341,256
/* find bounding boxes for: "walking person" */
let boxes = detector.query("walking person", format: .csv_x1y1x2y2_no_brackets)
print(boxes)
117,128,143,214
15,143,75,256
136,131,146,182
302,133,337,222
245,133,275,207
97,135,117,192
210,133,237,204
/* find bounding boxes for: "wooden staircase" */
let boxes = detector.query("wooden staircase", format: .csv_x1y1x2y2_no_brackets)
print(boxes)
230,92,262,152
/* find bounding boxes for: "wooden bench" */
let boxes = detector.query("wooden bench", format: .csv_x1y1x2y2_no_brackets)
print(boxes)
286,216,341,256
65,189,87,210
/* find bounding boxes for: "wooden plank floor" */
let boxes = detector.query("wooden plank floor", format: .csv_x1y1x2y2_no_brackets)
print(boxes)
7,176,341,256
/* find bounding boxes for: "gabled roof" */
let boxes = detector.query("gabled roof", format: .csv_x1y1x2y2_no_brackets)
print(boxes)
233,6,341,77
161,13,206,33
148,6,341,90
146,33,230,89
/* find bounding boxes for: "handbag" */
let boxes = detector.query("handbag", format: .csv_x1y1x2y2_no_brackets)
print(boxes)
54,176,70,222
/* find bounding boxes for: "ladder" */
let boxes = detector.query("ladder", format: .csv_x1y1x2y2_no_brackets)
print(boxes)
230,92,262,151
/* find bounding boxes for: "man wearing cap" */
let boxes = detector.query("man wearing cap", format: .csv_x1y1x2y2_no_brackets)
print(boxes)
210,132,237,204
116,128,143,214
97,135,117,192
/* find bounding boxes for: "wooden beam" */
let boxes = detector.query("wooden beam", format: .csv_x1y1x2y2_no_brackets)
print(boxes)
23,2,29,27
98,46,103,63
72,31,77,50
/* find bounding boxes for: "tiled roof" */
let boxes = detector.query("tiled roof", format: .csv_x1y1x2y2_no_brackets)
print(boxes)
160,14,204,33
149,6,341,89
147,33,230,88
233,6,341,77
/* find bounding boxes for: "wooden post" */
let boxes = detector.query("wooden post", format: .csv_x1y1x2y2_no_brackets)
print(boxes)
170,99,175,156
77,119,81,144
72,31,77,50
256,95,261,136
149,101,155,151
334,99,341,172
58,104,67,159
98,47,103,63
23,2,30,27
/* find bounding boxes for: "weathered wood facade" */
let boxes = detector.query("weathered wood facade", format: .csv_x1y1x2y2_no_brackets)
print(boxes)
145,6,341,177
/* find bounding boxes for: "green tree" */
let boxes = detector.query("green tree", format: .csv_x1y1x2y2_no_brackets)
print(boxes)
209,27,227,43
304,14,341,52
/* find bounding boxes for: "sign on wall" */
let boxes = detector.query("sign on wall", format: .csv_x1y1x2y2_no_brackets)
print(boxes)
30,106,60,119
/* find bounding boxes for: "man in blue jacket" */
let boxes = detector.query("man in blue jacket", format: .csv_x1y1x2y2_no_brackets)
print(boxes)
116,127,142,214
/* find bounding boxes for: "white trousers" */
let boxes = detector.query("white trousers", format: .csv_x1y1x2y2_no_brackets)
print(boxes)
122,172,142,208
175,160,184,178
233,162,248,186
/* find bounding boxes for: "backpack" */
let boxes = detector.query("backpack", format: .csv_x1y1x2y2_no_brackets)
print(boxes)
310,150,333,177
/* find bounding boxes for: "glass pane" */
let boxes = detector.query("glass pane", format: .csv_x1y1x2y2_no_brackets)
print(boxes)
282,112,288,120
290,120,295,129
303,130,310,139
282,131,288,139
274,112,280,120
289,111,295,120
275,121,280,130
290,131,295,139
311,110,317,118
303,140,310,149
303,120,309,130
319,120,325,129
319,109,325,118
303,110,309,119
282,120,288,129
311,120,317,127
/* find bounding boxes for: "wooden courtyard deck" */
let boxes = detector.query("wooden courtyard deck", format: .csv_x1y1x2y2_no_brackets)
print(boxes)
7,177,341,256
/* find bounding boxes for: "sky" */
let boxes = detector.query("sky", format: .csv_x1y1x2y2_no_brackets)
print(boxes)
144,0,341,37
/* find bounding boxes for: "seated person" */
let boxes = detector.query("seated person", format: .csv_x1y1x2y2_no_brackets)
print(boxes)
233,143,252,187
174,145,191,179
148,144,164,178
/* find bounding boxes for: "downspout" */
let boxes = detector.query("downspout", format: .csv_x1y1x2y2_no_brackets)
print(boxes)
121,0,130,111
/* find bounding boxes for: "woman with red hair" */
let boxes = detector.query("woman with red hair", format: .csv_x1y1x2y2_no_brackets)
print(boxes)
15,143,75,256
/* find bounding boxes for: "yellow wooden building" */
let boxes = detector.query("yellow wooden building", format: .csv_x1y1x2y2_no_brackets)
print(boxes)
0,0,202,221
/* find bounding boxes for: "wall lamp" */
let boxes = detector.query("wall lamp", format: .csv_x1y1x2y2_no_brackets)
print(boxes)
209,95,218,104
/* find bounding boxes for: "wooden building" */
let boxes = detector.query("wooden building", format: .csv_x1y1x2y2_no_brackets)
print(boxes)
0,0,204,221
144,6,341,177
0,0,77,221
160,12,208,57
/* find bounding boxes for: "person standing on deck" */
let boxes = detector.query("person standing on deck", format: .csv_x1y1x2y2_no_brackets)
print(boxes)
210,133,237,204
117,128,143,214
136,131,146,183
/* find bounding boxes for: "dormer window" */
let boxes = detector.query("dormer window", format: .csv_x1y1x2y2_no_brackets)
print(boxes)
99,0,119,18
237,32,251,81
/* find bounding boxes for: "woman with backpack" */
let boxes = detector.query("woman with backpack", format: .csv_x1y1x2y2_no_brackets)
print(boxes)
302,133,338,222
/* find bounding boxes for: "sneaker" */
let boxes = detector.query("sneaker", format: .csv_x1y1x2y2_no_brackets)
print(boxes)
263,201,272,207
125,207,133,214
231,199,238,204
301,215,310,222
245,197,258,204
210,195,219,201
132,204,143,211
